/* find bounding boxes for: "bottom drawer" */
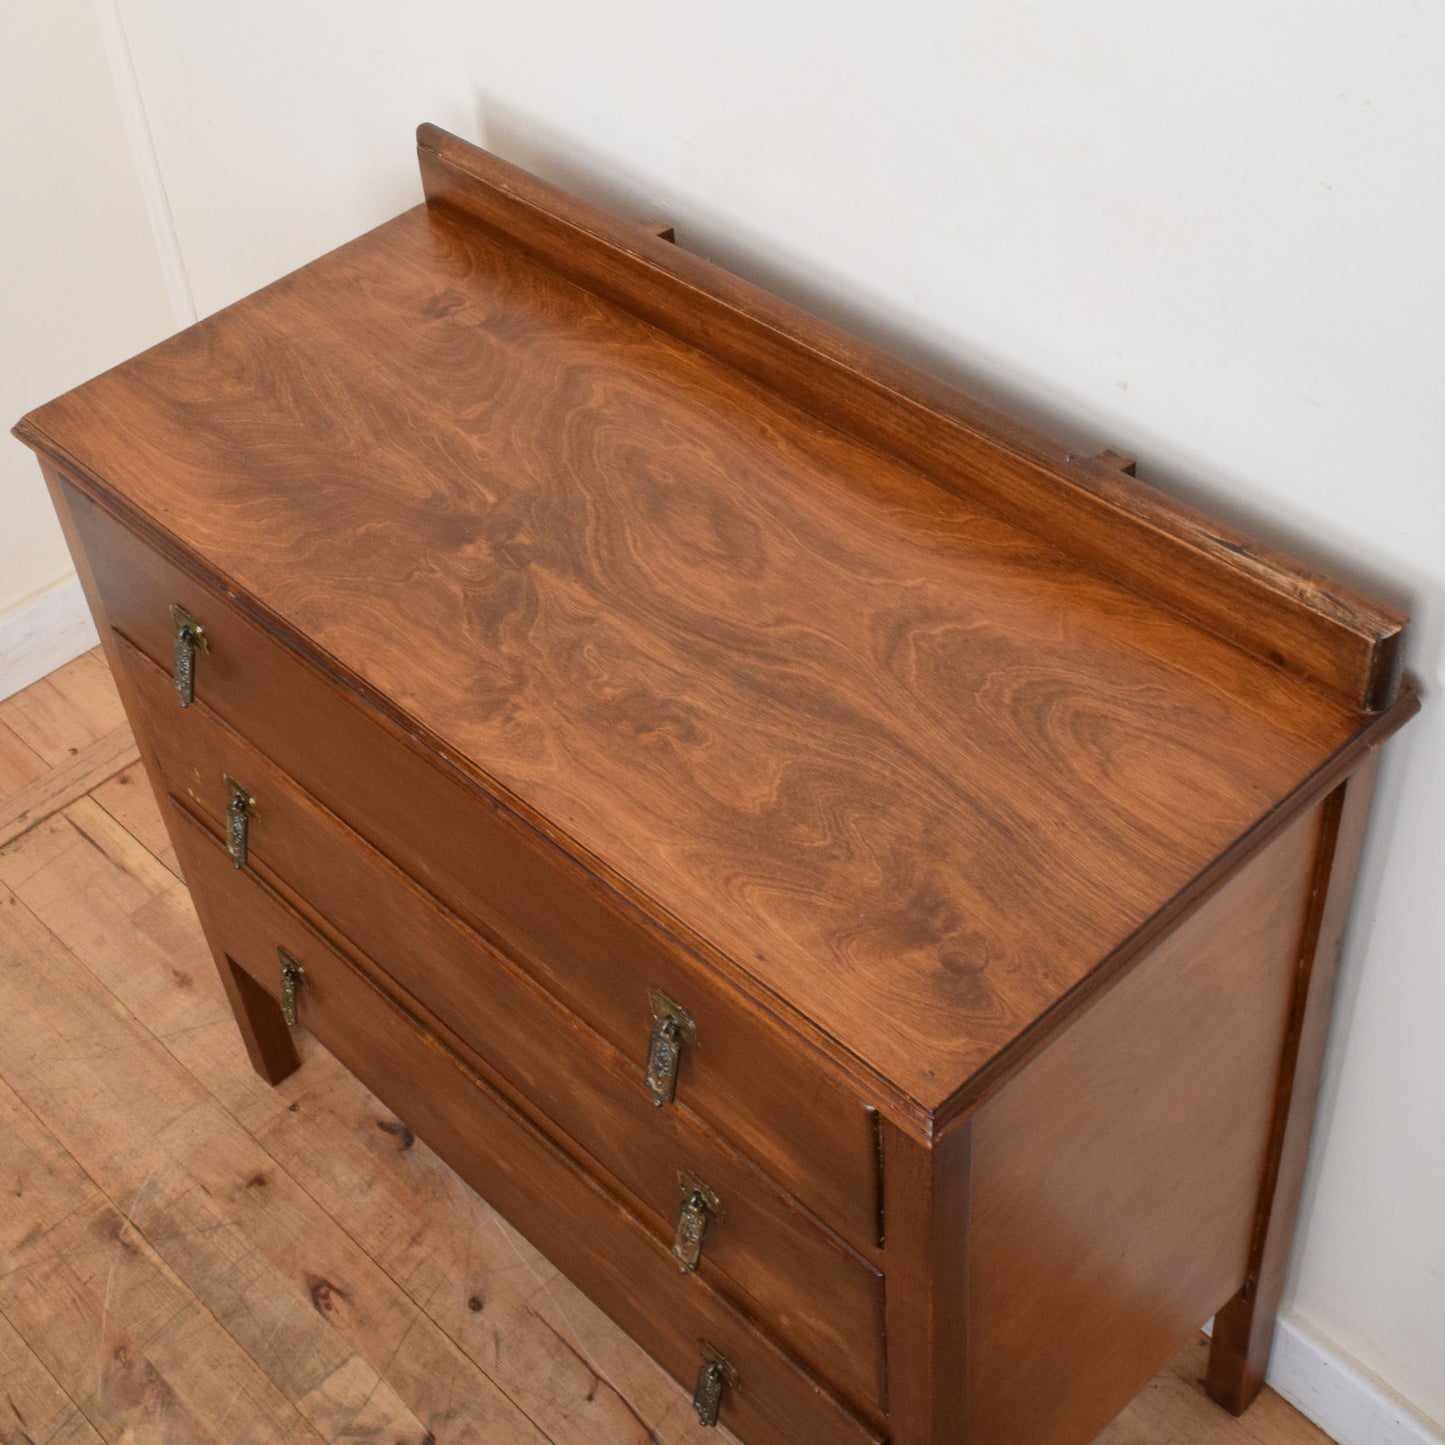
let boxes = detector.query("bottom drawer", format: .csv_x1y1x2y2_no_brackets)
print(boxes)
168,799,882,1445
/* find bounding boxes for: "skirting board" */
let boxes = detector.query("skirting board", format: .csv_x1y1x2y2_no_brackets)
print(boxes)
1267,1317,1444,1445
0,575,100,703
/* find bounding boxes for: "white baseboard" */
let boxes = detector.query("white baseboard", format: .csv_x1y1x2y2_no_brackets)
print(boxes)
0,576,100,702
1267,1317,1443,1445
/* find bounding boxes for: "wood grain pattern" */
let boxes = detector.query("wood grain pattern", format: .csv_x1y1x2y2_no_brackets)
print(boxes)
0,955,325,1444
0,714,49,797
89,763,181,874
0,745,740,1444
0,722,138,848
415,124,1405,711
0,691,1334,1445
80,510,879,1235
0,1308,106,1445
0,648,129,765
115,633,888,1411
0,649,139,846
15,212,1413,1120
168,801,883,1445
12,126,1415,1445
0,825,546,1445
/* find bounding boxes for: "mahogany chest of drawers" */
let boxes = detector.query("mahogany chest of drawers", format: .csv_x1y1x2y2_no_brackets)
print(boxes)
15,125,1417,1444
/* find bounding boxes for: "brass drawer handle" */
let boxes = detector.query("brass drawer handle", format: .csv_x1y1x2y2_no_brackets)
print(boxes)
672,1171,722,1273
169,603,208,708
278,947,306,1026
692,1341,738,1429
224,776,256,869
644,988,696,1107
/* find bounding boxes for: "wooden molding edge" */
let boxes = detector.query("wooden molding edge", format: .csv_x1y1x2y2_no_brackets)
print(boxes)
415,122,1405,712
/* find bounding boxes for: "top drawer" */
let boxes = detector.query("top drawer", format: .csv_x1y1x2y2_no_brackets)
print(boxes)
65,476,881,1250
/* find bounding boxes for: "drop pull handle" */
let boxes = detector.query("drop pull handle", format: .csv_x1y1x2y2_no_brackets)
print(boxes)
692,1342,738,1429
169,603,208,707
225,776,256,869
644,988,697,1107
672,1171,722,1273
278,947,306,1027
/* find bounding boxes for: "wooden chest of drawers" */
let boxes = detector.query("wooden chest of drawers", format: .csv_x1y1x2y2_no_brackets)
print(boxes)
15,124,1417,1444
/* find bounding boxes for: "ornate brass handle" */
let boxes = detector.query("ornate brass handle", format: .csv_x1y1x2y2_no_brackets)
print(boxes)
672,1171,722,1273
224,776,256,869
278,947,306,1027
169,603,208,708
692,1342,738,1429
644,988,696,1107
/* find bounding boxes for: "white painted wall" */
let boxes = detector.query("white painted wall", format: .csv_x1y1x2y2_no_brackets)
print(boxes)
10,0,1444,1433
0,0,178,682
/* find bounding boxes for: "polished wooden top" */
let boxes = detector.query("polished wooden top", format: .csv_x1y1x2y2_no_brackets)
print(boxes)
15,130,1412,1120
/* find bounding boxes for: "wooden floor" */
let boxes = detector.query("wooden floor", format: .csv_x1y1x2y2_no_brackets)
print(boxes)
0,648,1339,1444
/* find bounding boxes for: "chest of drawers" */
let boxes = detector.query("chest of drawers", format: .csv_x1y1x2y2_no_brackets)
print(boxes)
15,124,1417,1444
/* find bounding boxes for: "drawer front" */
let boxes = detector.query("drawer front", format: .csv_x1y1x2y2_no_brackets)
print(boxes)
118,635,886,1411
168,803,883,1445
66,475,879,1251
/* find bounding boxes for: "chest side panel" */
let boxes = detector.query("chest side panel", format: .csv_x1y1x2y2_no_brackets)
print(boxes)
964,803,1325,1445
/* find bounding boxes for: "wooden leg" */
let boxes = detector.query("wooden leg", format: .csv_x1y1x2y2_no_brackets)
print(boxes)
1207,753,1381,1413
215,949,301,1085
42,457,301,1088
879,1116,971,1445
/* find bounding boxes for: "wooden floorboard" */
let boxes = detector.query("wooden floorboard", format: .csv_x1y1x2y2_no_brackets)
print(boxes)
0,654,1337,1444
0,715,50,799
0,723,139,850
0,649,130,766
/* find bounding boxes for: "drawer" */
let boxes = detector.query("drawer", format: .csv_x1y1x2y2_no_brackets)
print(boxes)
118,635,887,1412
67,474,880,1251
167,801,883,1445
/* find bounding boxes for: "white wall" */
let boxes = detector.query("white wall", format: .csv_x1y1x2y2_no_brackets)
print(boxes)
11,0,1444,1433
0,0,178,685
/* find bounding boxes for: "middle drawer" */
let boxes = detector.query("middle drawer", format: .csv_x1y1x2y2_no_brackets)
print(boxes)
119,636,886,1413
